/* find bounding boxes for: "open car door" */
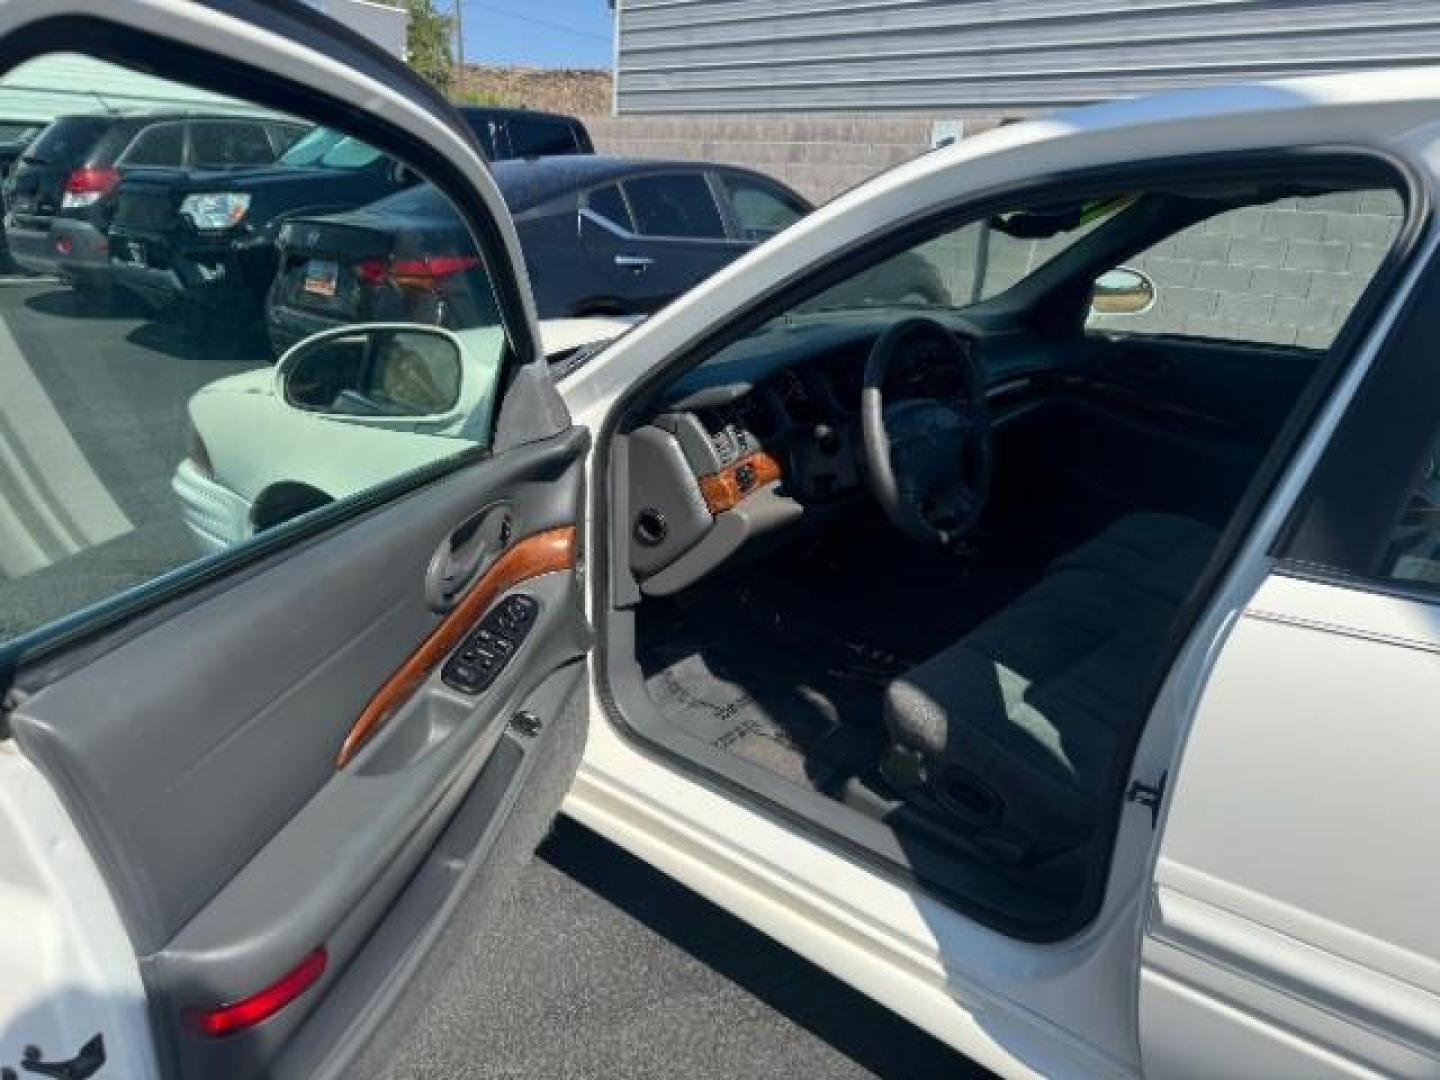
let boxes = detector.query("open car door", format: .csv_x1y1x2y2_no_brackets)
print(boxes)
0,4,589,1078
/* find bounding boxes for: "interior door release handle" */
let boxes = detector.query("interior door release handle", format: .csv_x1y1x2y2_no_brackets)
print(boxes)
614,253,655,270
425,504,513,612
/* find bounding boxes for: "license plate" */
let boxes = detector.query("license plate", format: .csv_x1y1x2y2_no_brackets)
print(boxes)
302,258,338,298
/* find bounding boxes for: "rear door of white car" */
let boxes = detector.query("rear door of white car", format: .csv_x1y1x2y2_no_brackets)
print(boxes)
0,3,591,1078
1141,204,1440,1076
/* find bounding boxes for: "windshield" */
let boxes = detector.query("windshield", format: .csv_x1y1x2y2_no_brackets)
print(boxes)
795,197,1131,316
277,126,383,170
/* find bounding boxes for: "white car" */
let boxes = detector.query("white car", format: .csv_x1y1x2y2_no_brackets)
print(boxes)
173,317,632,552
4,5,1440,1080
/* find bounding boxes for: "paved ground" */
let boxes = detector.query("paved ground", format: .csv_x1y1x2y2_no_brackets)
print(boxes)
0,278,985,1079
395,816,984,1079
0,282,264,638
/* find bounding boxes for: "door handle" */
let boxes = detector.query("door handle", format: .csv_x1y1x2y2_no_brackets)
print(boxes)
425,504,514,612
614,253,655,271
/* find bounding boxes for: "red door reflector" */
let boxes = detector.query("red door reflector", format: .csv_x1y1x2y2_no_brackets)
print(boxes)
186,947,327,1037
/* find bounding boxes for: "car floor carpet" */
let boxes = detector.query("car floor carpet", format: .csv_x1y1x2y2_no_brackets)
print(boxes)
638,513,1053,796
640,598,889,798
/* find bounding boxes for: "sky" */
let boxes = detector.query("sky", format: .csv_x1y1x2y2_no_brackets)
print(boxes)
458,0,614,69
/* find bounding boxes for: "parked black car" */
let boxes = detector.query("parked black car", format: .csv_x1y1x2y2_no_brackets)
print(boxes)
0,119,42,183
457,105,593,159
0,119,42,272
264,157,818,352
265,155,947,355
4,111,308,302
101,110,589,337
107,125,417,334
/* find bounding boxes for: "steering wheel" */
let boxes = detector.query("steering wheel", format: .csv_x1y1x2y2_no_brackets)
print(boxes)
860,317,993,547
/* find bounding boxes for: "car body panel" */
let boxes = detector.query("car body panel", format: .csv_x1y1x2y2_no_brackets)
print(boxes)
553,67,1440,1077
5,111,301,284
108,155,412,314
3,8,1440,1075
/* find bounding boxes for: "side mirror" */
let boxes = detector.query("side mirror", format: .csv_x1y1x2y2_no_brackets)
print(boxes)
1091,266,1156,315
276,324,465,421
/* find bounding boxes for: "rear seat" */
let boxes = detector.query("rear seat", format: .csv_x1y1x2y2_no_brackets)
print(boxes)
884,513,1217,861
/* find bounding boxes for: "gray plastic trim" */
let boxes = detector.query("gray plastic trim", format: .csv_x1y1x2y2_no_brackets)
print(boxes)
11,427,589,1080
641,484,803,596
627,424,714,577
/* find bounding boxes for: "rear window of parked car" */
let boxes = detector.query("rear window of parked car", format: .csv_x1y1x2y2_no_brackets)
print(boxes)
722,174,807,240
508,119,582,158
23,116,109,166
189,121,273,167
624,173,725,239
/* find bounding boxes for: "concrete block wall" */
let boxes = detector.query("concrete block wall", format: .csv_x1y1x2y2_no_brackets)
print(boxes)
581,113,1004,204
1089,190,1404,348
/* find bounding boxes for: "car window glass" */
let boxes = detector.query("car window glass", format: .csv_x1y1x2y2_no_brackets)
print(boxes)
796,199,1121,313
508,119,579,158
702,178,1402,375
623,173,726,239
0,56,513,648
266,122,309,156
190,121,276,167
278,126,383,170
1088,190,1404,348
721,175,806,240
586,184,633,233
120,123,185,167
21,116,108,166
460,113,501,159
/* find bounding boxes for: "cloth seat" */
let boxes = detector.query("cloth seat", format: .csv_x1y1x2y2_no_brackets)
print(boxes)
884,513,1217,856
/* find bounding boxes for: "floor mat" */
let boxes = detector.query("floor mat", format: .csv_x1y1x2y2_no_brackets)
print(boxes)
643,635,885,797
638,514,1045,798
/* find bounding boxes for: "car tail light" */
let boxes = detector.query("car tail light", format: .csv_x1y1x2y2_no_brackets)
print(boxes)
54,234,72,255
60,165,120,209
388,254,483,290
186,947,327,1038
355,256,389,287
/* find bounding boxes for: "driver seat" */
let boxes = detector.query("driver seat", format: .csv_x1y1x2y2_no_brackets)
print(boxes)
883,513,1216,863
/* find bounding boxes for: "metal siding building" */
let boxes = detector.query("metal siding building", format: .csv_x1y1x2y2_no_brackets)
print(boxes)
0,54,261,124
614,0,1440,115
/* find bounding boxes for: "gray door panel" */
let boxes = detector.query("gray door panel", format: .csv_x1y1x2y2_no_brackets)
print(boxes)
9,426,590,1079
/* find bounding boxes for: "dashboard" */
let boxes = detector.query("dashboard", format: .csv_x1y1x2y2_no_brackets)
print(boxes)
622,310,1047,596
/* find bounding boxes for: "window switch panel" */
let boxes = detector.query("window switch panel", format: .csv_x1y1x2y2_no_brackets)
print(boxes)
442,593,538,694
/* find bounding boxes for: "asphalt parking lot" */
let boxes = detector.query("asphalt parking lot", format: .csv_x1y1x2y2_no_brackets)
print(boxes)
0,278,981,1077
0,280,266,639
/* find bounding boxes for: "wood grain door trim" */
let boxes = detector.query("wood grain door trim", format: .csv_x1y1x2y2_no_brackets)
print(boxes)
335,525,576,768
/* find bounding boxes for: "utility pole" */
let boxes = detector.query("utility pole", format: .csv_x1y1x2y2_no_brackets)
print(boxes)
454,0,465,83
